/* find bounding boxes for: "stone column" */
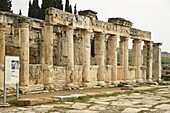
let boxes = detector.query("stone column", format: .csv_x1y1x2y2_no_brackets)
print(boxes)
64,27,74,83
19,20,30,86
153,43,162,82
142,44,147,81
82,30,91,82
120,37,129,80
144,41,153,82
94,33,106,85
0,23,6,66
132,39,142,82
108,35,118,83
56,33,62,66
42,23,54,86
119,38,124,66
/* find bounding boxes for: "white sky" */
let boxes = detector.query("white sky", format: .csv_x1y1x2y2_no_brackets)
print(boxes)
12,0,170,52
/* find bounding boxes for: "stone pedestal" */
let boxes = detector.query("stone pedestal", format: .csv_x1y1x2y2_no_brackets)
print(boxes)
132,39,142,82
153,43,162,82
144,41,153,83
82,30,91,82
94,33,105,83
19,20,30,86
42,23,54,86
108,35,118,83
120,37,129,80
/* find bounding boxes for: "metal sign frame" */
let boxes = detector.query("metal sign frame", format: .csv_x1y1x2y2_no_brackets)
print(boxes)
3,56,20,104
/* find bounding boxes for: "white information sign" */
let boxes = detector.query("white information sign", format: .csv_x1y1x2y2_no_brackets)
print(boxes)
5,56,20,84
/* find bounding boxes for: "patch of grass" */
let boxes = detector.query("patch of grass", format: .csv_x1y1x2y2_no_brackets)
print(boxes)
151,102,170,109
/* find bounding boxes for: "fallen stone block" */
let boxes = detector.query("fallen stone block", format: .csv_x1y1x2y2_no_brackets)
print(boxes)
15,98,54,106
53,94,87,100
121,85,134,90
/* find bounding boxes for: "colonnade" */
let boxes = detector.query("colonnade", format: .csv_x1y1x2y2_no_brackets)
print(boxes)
0,9,162,88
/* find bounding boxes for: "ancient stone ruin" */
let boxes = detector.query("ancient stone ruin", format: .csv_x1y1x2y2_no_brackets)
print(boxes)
0,7,162,93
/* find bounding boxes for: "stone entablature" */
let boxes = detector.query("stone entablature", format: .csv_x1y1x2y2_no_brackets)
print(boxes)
0,7,162,92
46,7,151,41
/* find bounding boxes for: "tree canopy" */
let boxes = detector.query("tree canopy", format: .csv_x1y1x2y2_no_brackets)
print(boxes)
0,0,12,12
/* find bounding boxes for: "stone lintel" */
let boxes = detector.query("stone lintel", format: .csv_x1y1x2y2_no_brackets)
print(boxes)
78,10,97,18
108,18,133,27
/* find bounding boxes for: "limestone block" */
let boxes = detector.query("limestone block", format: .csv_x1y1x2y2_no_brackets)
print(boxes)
29,64,43,85
90,66,98,82
128,66,136,80
53,67,67,88
15,98,54,106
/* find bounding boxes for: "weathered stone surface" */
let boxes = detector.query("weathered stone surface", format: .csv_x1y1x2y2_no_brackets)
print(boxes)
121,85,134,90
122,108,141,113
71,103,90,110
15,98,54,106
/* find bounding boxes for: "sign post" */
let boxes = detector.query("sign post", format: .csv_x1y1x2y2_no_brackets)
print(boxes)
4,56,20,104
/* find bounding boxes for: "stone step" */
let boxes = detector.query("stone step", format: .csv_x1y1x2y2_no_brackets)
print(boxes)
15,98,55,106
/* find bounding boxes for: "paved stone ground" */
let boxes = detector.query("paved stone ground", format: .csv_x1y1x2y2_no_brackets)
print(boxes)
0,85,170,113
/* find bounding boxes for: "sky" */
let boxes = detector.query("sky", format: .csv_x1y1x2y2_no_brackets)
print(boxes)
12,0,170,52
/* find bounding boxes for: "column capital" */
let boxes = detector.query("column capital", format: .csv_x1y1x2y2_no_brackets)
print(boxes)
153,42,162,47
133,39,142,43
108,35,118,39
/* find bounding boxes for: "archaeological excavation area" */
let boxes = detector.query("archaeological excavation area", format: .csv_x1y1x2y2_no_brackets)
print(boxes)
0,7,162,92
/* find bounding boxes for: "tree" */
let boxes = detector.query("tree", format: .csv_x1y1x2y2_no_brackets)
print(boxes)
65,0,70,12
0,0,12,12
69,5,72,13
31,0,41,18
41,0,55,19
19,9,22,15
74,4,77,15
55,0,63,10
28,0,32,17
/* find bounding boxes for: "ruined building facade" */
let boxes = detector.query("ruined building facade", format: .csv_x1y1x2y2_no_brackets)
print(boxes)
0,8,162,91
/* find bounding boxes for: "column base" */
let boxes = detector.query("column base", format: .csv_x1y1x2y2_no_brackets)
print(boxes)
136,79,144,83
147,79,153,83
112,81,120,85
98,81,107,87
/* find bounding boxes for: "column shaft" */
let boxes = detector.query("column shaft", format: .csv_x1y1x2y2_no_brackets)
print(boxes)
19,21,30,86
65,27,74,83
153,43,162,82
145,41,153,82
82,30,91,82
108,35,117,82
94,33,105,81
132,40,142,81
42,23,54,85
124,38,129,80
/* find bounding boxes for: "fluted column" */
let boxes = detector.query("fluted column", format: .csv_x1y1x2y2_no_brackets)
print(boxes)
0,23,6,65
94,33,105,83
132,39,142,82
19,20,30,86
153,43,162,82
144,41,153,82
82,30,91,82
108,35,117,83
42,23,54,86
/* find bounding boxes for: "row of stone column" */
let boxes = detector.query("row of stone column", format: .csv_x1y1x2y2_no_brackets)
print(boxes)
0,21,162,87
